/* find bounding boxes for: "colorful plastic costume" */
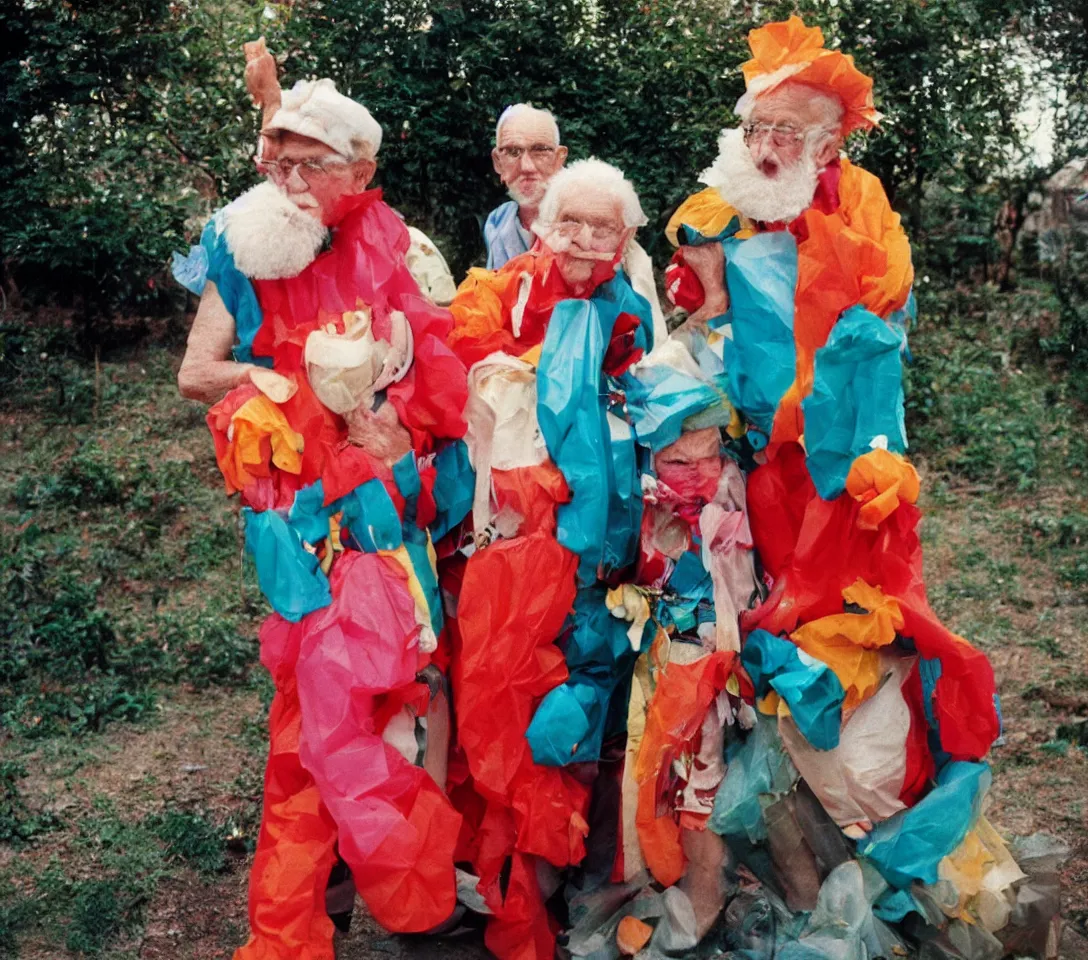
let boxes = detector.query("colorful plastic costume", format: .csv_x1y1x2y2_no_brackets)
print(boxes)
564,18,1060,960
444,246,658,959
176,183,470,959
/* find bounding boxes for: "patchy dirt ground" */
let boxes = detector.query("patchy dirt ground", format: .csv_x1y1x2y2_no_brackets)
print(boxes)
2,282,1087,958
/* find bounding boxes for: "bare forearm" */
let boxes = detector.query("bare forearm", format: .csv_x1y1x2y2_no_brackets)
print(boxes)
178,359,255,405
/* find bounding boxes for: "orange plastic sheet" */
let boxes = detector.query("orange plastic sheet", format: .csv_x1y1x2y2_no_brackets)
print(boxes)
741,17,879,136
846,448,921,530
770,161,914,447
234,674,339,960
449,475,595,958
448,250,584,369
633,650,742,886
789,578,905,710
745,447,999,760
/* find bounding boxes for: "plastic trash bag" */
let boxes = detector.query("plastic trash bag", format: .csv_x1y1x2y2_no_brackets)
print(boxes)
709,713,798,844
720,230,799,439
244,506,331,621
777,654,916,828
859,761,990,889
802,305,907,501
741,630,845,750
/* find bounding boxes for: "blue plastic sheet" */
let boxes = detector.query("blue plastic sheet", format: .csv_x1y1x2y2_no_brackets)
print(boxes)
802,305,907,501
244,507,331,621
288,480,338,545
657,549,715,634
719,231,799,439
526,585,637,766
200,218,268,366
859,761,991,889
741,630,845,750
709,713,798,843
339,478,404,553
430,440,475,541
624,364,731,453
171,245,209,297
537,274,651,587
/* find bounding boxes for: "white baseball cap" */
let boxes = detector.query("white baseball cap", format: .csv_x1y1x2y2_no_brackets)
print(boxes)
262,78,383,159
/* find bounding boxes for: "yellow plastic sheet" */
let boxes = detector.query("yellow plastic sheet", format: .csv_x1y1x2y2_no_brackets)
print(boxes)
846,448,921,530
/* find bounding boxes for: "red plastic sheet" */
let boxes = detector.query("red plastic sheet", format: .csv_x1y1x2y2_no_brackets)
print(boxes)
744,445,998,760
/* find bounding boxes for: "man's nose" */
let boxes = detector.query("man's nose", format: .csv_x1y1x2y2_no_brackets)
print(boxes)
751,137,776,166
284,165,308,192
574,222,594,246
518,151,537,173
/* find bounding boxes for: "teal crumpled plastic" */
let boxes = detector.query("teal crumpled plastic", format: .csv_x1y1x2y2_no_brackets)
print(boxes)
709,713,798,843
858,760,991,889
719,230,798,439
741,629,845,751
244,507,331,622
802,305,907,501
537,273,651,587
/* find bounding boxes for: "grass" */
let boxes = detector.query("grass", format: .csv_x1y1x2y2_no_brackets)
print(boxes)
0,268,1086,955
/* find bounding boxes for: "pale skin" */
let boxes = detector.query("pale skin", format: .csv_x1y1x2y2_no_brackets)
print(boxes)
492,109,568,229
680,82,844,325
178,46,404,459
540,191,634,295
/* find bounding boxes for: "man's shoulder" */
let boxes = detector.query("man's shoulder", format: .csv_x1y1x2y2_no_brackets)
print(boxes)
485,200,520,231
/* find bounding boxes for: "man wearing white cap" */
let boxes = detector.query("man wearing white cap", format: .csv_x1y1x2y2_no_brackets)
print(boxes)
174,41,470,960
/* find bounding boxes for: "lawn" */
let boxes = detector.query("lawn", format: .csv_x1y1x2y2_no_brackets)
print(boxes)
1,277,1086,957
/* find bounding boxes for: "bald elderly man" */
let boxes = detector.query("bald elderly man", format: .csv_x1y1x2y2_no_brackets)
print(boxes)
484,103,666,344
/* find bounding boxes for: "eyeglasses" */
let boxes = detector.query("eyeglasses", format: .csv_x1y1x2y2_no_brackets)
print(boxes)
742,122,806,148
255,155,348,183
555,219,622,241
497,143,558,164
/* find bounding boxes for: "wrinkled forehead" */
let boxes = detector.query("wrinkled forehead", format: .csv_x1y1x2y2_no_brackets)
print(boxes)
262,131,340,161
497,112,559,148
556,189,624,225
748,82,837,130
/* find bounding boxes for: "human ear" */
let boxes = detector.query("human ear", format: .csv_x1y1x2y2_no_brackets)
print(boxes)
492,147,504,177
354,158,377,188
555,145,568,168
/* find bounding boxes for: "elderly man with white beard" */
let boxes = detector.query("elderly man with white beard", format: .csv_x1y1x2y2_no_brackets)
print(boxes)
665,16,913,450
173,40,470,960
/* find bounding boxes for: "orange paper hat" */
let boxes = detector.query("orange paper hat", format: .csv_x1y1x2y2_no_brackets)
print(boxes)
736,16,880,136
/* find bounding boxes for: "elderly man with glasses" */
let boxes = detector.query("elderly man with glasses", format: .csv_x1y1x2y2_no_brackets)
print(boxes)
611,16,1017,955
443,158,662,960
173,41,470,960
484,103,568,271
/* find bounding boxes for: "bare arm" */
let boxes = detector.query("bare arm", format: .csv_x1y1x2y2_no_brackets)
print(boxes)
177,281,256,405
679,243,729,326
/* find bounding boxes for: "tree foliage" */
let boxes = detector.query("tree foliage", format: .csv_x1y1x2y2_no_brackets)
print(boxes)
0,0,1084,333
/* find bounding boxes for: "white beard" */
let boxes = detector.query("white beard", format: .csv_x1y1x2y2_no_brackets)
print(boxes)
698,127,819,224
508,181,544,207
218,181,330,280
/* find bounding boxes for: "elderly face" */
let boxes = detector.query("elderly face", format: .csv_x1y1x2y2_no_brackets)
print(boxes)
544,190,630,290
259,132,376,223
743,84,840,178
492,112,568,207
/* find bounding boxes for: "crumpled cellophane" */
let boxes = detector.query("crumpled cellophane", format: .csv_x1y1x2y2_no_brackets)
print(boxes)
195,187,473,960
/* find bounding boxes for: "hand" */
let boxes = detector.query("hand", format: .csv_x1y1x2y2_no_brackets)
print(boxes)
678,243,729,325
244,37,281,109
344,402,413,462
